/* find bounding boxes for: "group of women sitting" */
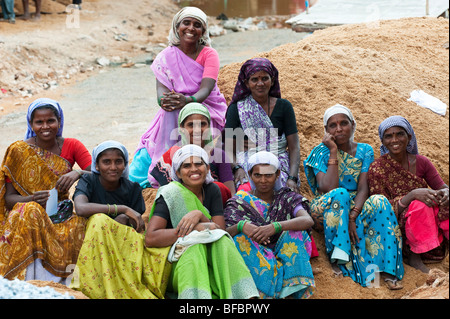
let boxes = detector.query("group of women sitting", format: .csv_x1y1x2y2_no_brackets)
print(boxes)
0,6,448,299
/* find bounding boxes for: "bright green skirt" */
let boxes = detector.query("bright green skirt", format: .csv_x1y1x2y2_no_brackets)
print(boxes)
169,236,259,299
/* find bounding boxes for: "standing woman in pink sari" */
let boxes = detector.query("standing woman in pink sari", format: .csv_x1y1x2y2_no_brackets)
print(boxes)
130,7,228,188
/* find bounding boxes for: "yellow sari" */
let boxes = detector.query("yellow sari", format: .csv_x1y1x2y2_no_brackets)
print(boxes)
0,141,86,280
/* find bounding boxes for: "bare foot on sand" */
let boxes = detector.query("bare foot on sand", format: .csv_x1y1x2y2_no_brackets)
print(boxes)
408,252,430,274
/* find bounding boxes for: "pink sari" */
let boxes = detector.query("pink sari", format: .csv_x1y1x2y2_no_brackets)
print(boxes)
136,46,227,182
369,154,449,261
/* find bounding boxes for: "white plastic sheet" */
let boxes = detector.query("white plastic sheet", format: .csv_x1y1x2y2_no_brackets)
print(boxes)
408,90,448,116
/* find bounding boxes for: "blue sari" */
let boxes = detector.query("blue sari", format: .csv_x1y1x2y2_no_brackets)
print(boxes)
224,189,315,298
304,143,404,286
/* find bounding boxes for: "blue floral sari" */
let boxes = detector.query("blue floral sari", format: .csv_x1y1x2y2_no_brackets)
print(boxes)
224,188,315,298
304,143,404,286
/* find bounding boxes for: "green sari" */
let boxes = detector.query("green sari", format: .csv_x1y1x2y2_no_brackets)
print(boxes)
149,181,259,299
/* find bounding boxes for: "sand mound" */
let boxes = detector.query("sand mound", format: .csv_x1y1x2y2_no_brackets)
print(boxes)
217,17,449,199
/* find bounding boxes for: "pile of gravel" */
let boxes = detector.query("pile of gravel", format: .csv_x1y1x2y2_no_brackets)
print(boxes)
0,276,74,299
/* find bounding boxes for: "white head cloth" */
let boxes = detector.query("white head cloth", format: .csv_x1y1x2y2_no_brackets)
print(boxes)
168,7,211,47
247,151,282,191
170,144,214,184
323,103,357,141
91,140,129,179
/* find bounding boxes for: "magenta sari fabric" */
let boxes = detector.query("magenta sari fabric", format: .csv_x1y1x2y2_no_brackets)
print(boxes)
136,46,227,181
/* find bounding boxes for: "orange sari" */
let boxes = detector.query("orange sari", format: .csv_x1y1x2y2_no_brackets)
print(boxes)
0,141,86,280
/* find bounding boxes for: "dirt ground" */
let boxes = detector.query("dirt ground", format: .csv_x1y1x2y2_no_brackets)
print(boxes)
1,0,449,299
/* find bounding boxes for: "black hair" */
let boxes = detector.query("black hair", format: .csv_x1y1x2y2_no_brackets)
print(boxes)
30,105,60,122
96,148,126,164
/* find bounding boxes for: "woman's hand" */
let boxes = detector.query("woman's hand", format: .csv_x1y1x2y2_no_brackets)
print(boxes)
244,223,274,246
55,170,80,193
160,91,187,112
435,188,449,208
322,132,338,151
31,190,50,208
123,207,145,233
348,220,359,244
194,222,222,232
286,178,299,193
176,210,204,237
412,188,439,207
233,167,247,186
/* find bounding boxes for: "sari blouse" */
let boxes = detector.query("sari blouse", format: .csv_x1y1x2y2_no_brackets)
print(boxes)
304,143,374,196
368,154,447,219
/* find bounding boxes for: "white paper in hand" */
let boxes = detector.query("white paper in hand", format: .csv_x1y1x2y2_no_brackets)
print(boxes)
46,188,58,216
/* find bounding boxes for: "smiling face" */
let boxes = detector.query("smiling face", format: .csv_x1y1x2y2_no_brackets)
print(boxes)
176,156,209,187
96,149,126,185
177,17,204,44
381,126,411,156
180,114,210,147
30,107,60,143
245,70,273,100
325,113,355,146
250,164,279,194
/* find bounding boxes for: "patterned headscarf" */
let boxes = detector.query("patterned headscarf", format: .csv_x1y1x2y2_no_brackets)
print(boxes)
231,58,281,104
168,6,211,47
170,144,214,184
323,103,357,142
25,98,64,140
247,151,282,191
91,140,129,178
378,115,418,155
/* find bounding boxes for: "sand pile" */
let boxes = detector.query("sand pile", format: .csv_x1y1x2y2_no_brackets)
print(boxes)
216,17,449,299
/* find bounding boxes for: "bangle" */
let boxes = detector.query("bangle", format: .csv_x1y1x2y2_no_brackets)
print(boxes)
398,197,408,208
328,158,339,165
351,206,361,213
107,204,111,215
74,169,83,177
190,96,197,103
287,175,298,183
272,221,282,233
237,220,247,233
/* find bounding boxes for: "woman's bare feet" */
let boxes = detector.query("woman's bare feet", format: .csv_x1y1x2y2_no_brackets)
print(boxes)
331,262,343,278
408,252,430,273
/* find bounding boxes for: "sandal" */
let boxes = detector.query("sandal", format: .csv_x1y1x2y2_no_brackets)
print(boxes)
384,278,403,290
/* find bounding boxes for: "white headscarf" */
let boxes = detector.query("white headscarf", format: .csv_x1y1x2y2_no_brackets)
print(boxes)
168,6,211,47
170,144,214,184
323,103,357,141
91,140,129,179
247,151,282,191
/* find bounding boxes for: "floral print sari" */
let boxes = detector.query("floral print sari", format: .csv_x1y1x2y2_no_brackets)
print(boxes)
224,188,315,298
304,143,404,286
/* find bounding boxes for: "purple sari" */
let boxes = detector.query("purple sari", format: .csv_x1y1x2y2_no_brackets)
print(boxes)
136,46,227,181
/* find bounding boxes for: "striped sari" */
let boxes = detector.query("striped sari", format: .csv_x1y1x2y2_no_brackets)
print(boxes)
0,141,86,280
